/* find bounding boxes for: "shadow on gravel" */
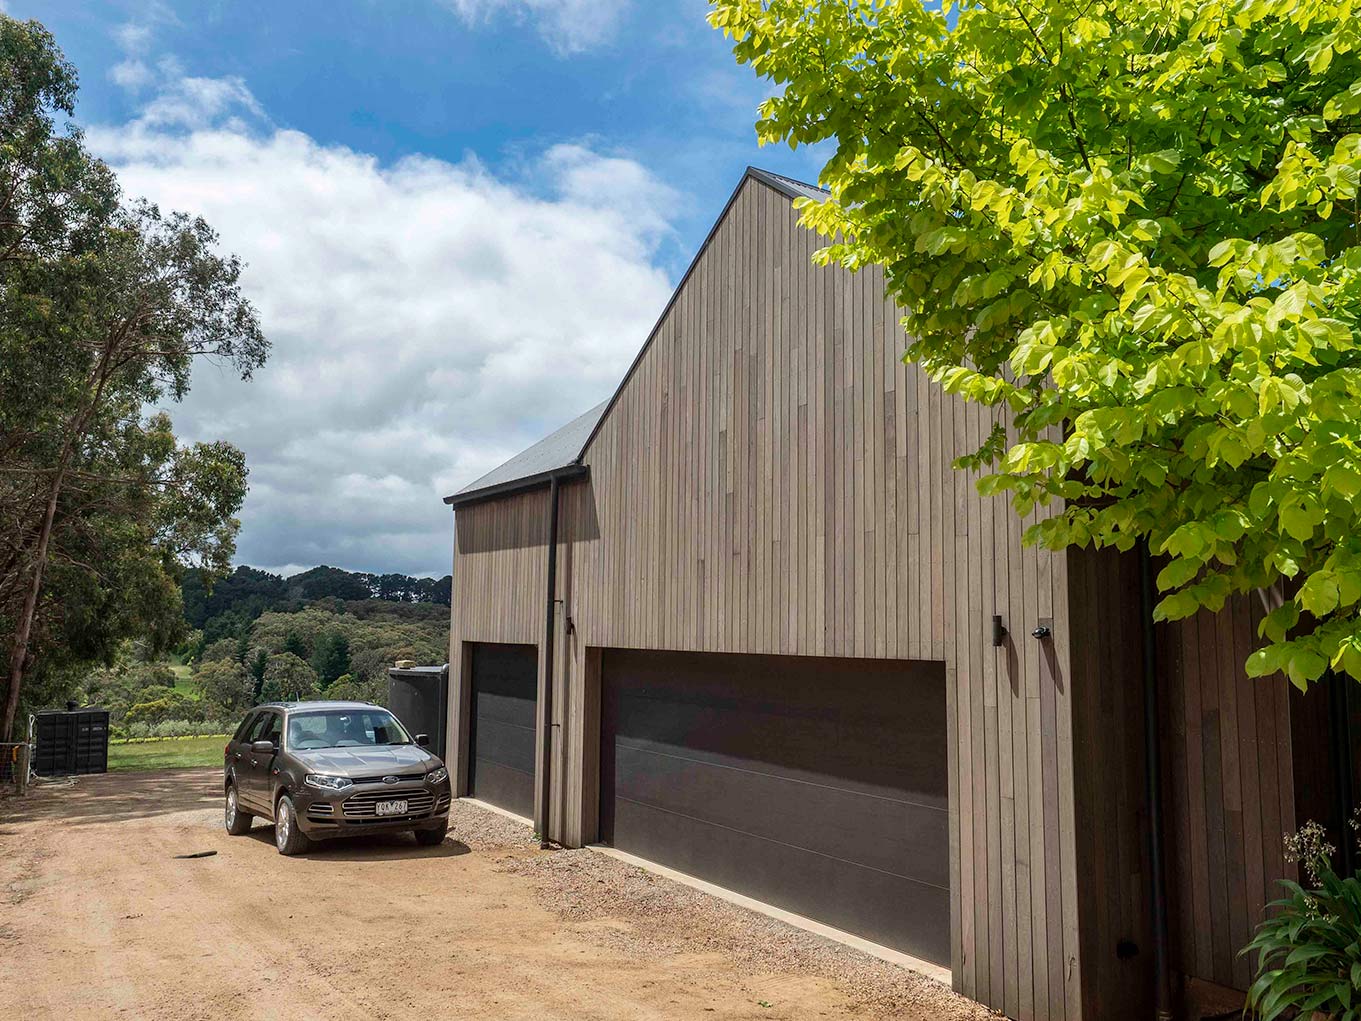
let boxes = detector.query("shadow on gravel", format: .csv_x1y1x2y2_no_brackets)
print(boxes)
0,768,219,826
244,826,471,861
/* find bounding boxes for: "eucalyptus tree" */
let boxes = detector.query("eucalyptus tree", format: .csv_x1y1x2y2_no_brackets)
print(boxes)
0,15,268,738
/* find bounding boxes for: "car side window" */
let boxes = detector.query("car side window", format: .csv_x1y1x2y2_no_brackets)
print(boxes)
262,713,283,749
233,712,259,743
244,713,271,744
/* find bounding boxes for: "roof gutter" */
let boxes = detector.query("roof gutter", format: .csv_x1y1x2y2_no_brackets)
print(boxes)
444,463,588,509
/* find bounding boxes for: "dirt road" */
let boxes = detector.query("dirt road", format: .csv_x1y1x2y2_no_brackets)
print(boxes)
0,769,987,1021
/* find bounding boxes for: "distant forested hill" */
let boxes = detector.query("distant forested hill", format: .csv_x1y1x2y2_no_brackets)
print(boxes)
182,564,451,637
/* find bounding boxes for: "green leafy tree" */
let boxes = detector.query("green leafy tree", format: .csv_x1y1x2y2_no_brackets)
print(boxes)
0,14,267,738
282,629,308,660
712,0,1361,687
247,646,268,701
311,630,351,687
195,658,253,720
260,653,319,703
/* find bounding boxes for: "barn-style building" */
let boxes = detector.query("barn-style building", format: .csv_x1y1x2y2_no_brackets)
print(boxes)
444,167,1358,1021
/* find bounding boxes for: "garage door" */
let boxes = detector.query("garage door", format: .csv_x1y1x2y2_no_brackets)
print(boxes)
468,642,537,819
600,648,949,965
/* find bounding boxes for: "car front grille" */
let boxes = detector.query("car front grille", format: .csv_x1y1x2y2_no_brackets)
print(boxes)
435,794,451,813
307,802,335,820
342,789,435,819
350,772,425,785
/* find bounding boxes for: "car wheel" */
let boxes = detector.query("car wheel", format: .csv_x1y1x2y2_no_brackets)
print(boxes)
414,822,448,847
274,795,311,856
225,783,253,835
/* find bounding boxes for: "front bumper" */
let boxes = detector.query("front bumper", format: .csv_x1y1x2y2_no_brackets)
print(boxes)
294,778,452,839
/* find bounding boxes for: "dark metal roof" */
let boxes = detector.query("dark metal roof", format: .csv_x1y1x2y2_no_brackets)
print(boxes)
745,166,830,204
443,400,605,505
443,167,826,510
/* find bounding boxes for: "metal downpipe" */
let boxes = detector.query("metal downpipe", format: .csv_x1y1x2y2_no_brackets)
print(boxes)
539,473,561,850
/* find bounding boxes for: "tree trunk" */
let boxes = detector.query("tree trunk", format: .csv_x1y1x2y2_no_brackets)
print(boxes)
2,339,119,742
2,474,60,742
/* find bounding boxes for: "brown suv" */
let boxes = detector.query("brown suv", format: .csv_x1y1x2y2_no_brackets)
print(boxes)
223,701,452,855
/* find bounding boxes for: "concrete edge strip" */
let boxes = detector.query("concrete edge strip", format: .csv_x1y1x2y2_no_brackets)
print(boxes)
460,797,534,829
585,843,953,987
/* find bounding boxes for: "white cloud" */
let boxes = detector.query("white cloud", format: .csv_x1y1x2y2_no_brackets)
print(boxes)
88,74,676,577
110,59,155,92
440,0,633,55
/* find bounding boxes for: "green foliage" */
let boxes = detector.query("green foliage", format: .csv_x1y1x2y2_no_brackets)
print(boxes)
249,604,445,691
194,658,253,720
124,688,198,726
325,672,387,706
711,0,1361,687
1243,824,1361,1020
198,638,239,665
282,629,308,659
260,652,319,703
311,629,351,687
0,12,268,737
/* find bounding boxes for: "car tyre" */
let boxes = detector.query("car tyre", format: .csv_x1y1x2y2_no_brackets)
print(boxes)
274,794,311,856
224,782,253,835
414,823,448,847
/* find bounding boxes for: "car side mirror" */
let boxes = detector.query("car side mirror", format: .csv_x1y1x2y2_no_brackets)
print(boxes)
251,739,275,755
415,734,430,748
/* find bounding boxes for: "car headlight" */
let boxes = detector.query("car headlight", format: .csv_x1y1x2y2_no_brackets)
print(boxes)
426,766,448,785
304,774,353,791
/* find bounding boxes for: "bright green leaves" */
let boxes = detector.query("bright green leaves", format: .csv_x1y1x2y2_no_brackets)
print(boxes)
712,0,1361,689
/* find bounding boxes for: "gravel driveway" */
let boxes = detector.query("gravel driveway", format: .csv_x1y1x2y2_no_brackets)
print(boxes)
0,768,989,1020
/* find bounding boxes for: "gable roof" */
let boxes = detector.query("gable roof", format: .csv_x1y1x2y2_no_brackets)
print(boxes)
444,166,826,509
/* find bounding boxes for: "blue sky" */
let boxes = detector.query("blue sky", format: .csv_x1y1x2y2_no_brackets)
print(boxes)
24,0,825,278
10,0,830,577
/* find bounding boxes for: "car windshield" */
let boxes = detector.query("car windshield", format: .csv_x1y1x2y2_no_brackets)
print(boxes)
286,709,412,750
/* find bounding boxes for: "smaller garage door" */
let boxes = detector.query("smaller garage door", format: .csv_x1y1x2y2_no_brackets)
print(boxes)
468,642,537,819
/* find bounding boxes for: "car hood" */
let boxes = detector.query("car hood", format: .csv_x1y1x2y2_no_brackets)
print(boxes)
291,745,440,777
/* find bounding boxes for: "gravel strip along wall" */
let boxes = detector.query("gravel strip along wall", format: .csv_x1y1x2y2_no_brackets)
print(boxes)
447,798,540,851
448,799,989,1020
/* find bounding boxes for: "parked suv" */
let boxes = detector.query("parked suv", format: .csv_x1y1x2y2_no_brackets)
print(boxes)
223,701,452,855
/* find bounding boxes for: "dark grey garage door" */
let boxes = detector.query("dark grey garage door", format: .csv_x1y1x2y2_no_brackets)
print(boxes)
468,642,537,819
600,648,949,965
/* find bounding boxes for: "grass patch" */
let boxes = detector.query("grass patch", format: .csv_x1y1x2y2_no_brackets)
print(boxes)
168,661,195,694
109,734,226,772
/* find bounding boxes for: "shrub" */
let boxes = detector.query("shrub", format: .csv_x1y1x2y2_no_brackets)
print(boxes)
125,688,197,726
1243,820,1361,1021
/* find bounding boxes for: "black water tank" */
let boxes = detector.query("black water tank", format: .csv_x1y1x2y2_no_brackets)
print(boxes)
34,706,109,776
388,665,449,761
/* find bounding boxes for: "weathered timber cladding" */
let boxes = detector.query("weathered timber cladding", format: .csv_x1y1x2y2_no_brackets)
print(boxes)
1159,596,1297,993
449,176,1080,1019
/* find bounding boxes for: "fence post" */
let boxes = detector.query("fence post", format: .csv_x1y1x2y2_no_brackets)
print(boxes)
16,743,29,796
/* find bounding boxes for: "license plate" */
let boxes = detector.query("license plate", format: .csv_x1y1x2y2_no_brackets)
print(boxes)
375,799,408,816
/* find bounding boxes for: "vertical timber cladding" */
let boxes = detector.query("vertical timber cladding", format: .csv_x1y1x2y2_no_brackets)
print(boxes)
600,648,950,965
450,173,1083,1020
560,175,1080,1019
467,642,538,819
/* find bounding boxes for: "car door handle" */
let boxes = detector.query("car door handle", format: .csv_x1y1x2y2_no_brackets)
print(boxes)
250,759,259,767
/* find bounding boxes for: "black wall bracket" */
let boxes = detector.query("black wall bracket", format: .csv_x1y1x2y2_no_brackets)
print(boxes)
992,615,1008,647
